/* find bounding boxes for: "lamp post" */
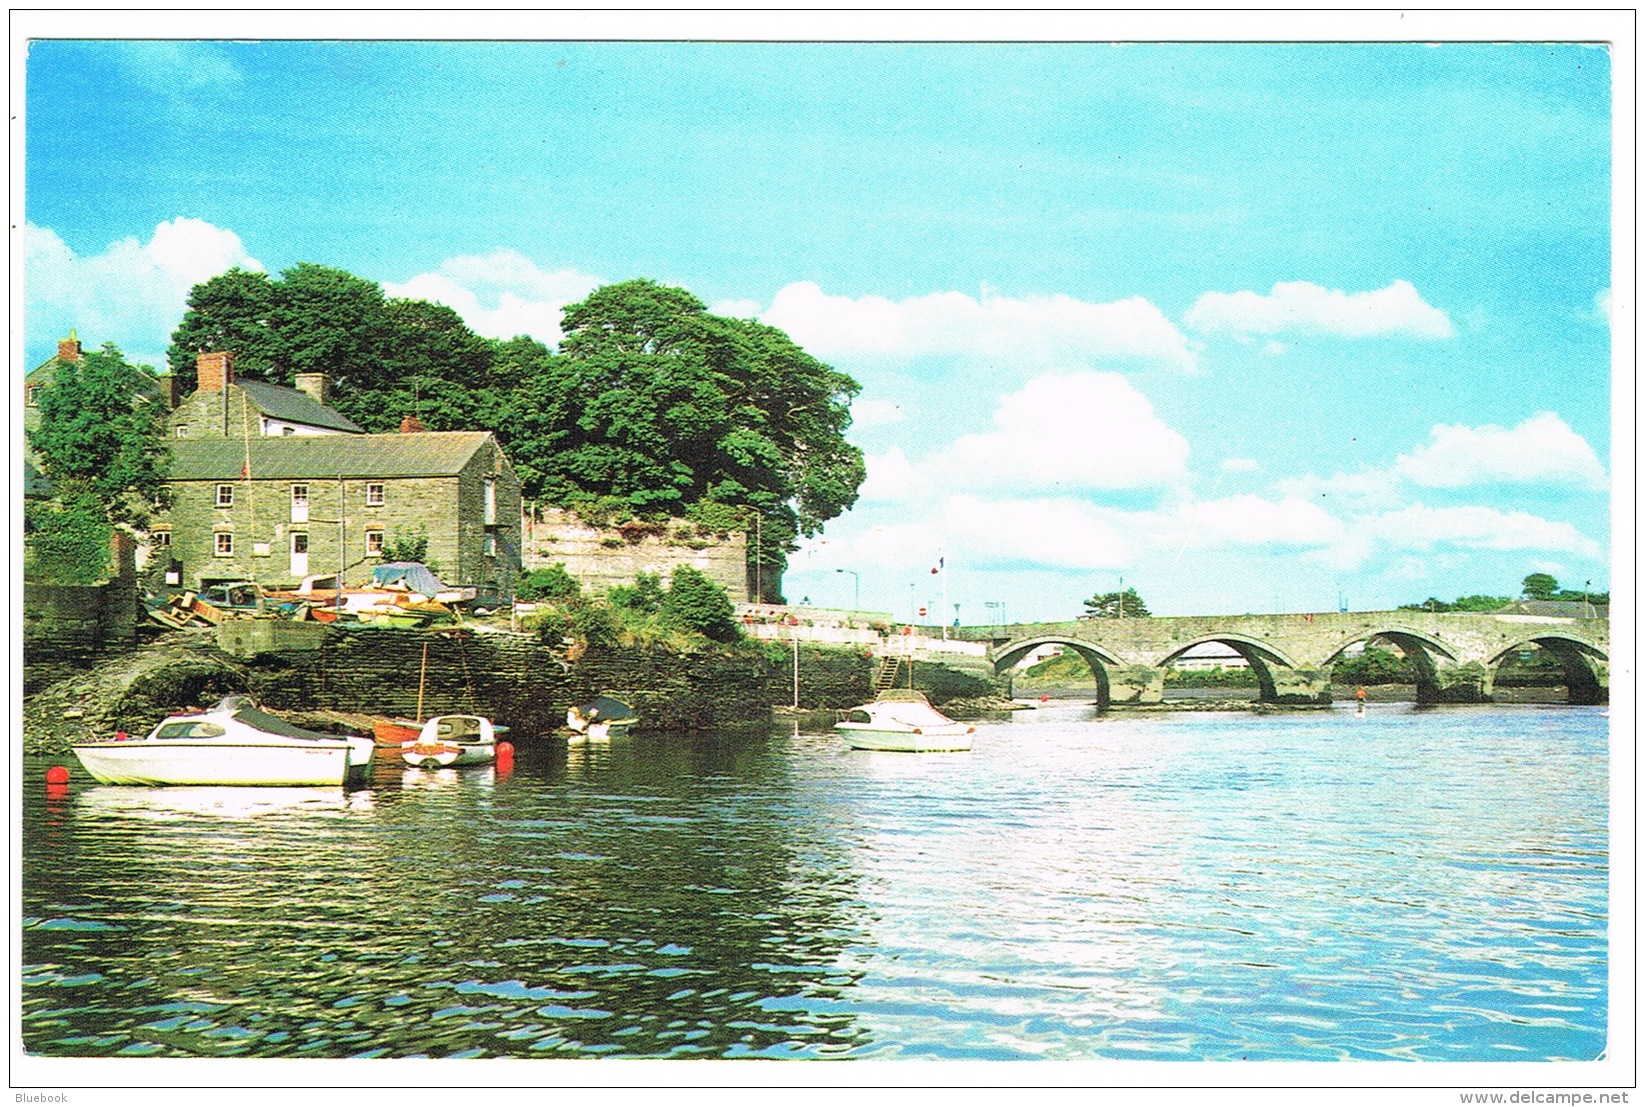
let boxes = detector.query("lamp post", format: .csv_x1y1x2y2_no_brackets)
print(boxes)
1584,580,1593,618
836,568,860,611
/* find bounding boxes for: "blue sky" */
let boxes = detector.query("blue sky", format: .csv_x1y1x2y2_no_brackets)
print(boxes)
21,31,1619,620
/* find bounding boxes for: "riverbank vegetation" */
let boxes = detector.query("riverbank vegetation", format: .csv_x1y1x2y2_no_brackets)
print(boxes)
168,268,866,601
522,565,744,652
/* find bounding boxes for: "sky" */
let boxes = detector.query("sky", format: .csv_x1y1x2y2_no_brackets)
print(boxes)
18,22,1623,622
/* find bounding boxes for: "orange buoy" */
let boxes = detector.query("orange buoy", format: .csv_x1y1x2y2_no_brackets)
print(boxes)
495,741,515,773
45,765,70,785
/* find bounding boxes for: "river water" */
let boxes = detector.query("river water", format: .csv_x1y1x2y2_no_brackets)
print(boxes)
21,702,1608,1063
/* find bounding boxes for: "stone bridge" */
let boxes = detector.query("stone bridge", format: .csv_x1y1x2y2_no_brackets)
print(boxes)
954,610,1610,706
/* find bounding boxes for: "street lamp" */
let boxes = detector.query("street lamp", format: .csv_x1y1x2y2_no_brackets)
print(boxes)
836,568,860,611
1584,579,1593,618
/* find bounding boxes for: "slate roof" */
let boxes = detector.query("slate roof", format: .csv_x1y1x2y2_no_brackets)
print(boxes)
1500,599,1608,619
235,380,364,434
168,432,500,481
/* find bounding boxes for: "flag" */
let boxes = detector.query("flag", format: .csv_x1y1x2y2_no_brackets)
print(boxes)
241,462,249,479
931,557,943,574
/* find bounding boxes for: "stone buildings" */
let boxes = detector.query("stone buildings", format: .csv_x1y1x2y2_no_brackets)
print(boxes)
156,352,522,594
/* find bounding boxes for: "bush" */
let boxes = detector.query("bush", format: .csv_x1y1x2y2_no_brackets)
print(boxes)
609,572,666,615
569,602,620,649
660,566,740,642
24,493,112,584
517,563,583,602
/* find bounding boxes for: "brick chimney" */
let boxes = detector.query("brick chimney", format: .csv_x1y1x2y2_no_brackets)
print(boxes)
57,332,82,362
294,372,330,407
196,351,234,392
400,415,426,434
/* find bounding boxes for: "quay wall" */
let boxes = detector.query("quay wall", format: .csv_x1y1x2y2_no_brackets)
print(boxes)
23,580,139,691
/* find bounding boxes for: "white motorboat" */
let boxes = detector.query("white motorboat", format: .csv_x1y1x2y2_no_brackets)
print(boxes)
566,697,638,741
70,696,376,787
835,690,976,752
401,714,500,769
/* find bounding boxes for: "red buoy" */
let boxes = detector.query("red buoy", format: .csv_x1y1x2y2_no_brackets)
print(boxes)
495,741,515,774
45,765,70,785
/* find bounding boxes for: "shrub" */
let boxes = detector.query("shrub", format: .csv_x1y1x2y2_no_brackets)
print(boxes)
24,493,112,584
660,566,740,642
609,572,666,615
517,563,583,602
569,602,620,649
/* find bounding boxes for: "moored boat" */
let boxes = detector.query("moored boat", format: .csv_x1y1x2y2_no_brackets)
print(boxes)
401,714,501,769
835,690,975,752
372,717,423,749
566,697,638,741
70,696,376,787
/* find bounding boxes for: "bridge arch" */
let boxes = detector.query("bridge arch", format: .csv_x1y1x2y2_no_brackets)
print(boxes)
992,636,1132,708
1490,634,1609,706
1322,624,1479,703
1155,635,1305,706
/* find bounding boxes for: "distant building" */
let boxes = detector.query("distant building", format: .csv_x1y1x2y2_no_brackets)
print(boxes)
156,351,521,593
167,352,364,438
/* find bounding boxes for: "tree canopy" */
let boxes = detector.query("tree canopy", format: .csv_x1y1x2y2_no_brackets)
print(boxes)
1521,573,1560,601
168,268,866,601
1082,587,1151,619
28,342,170,526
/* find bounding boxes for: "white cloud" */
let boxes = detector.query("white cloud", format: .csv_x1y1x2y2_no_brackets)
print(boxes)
859,447,927,503
1184,279,1454,340
1174,494,1346,550
384,250,603,345
930,373,1191,495
826,495,1133,573
850,398,907,428
1394,413,1607,491
1357,504,1603,558
26,218,262,367
1275,468,1408,512
708,298,763,319
755,281,1200,372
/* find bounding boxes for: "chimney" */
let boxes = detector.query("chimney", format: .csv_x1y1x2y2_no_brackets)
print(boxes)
400,415,426,434
197,351,235,392
294,372,331,407
160,374,180,409
57,331,82,363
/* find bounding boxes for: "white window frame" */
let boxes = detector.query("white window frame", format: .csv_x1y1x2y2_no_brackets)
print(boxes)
151,529,172,549
366,483,385,507
365,528,385,557
176,425,190,438
216,484,234,508
483,478,497,524
214,531,234,557
482,533,497,556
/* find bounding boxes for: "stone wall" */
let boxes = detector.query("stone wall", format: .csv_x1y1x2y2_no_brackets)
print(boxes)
523,506,749,602
23,580,138,691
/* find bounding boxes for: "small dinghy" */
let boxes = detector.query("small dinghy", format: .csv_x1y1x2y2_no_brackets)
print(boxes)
401,714,501,769
566,697,638,741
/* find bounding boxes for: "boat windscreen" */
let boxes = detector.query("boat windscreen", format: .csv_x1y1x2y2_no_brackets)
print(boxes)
579,697,637,720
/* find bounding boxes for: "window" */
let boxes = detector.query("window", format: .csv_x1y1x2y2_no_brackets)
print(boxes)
24,384,38,407
291,484,309,523
216,484,234,508
215,531,234,557
483,533,497,556
282,426,296,436
156,721,225,740
176,425,190,438
483,478,497,524
366,483,385,507
151,529,172,549
365,528,384,557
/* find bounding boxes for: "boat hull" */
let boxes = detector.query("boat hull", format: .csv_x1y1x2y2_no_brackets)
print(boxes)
72,741,355,787
401,742,494,769
373,718,423,747
836,726,974,753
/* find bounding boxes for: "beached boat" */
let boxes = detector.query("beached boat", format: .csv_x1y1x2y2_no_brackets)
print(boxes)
401,714,500,769
835,690,975,752
566,697,638,741
70,696,376,787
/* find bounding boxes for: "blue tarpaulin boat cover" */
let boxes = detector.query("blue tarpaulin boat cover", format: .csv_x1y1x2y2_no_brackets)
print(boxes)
371,562,447,597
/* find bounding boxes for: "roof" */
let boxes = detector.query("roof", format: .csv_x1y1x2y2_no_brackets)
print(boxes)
27,354,165,402
1500,599,1608,619
168,431,500,481
24,458,52,498
235,380,364,434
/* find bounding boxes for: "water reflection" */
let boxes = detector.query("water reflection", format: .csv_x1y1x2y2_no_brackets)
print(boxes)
22,706,1607,1061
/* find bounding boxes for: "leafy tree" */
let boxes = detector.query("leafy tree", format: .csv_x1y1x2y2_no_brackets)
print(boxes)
28,342,170,526
1521,573,1559,601
660,566,740,642
1331,644,1414,685
1083,587,1151,619
1399,594,1510,614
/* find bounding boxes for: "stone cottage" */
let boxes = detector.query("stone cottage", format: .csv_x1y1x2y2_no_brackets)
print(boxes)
156,352,522,594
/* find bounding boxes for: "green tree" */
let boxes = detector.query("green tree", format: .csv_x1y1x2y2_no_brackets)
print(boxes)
1083,587,1150,619
609,572,666,615
660,566,741,642
28,342,170,526
24,491,113,584
1521,573,1559,601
